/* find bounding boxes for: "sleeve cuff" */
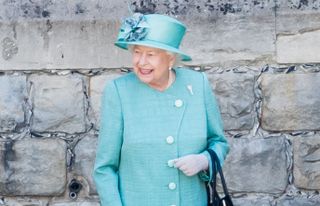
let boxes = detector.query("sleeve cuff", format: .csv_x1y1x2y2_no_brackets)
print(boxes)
198,151,213,182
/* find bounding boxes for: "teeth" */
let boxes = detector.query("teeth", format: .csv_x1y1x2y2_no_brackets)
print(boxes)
140,69,152,75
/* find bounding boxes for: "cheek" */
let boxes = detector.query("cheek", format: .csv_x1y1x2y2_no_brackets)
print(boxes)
132,56,138,65
154,59,170,72
152,57,167,68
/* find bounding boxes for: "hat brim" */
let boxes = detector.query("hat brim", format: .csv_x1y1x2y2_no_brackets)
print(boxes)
115,40,192,61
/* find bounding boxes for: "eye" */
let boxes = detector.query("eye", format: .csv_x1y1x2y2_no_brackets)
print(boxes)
133,50,140,54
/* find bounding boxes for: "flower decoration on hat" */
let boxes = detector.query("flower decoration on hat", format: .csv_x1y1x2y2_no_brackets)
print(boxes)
118,13,149,42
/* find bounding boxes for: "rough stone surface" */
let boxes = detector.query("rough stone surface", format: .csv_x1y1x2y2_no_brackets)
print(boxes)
2,37,18,60
0,75,26,132
30,74,86,133
277,196,320,206
89,71,123,127
0,141,8,187
0,0,129,21
131,0,276,16
293,134,320,190
232,197,272,206
0,138,67,195
276,0,320,34
223,137,289,194
183,15,275,66
50,201,100,206
73,134,98,195
207,71,256,130
0,197,49,206
277,30,320,63
261,73,320,131
275,0,320,64
0,20,131,70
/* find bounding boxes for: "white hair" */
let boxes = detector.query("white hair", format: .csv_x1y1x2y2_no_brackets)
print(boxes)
165,51,181,68
128,45,182,68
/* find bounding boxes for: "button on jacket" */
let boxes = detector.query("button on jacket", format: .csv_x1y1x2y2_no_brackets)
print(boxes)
93,68,230,206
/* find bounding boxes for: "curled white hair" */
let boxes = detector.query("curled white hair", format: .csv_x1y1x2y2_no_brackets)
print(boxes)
128,45,182,68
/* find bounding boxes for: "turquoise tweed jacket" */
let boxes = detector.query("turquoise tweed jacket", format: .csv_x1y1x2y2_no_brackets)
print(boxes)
93,68,230,206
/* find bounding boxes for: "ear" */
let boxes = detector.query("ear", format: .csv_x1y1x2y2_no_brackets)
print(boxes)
168,54,176,67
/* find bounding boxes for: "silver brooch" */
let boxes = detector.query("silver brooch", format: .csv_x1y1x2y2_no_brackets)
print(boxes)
187,85,194,95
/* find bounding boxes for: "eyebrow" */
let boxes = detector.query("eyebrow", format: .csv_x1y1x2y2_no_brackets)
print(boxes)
133,49,161,55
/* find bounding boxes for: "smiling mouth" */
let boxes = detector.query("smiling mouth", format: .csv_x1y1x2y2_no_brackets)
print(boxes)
139,68,153,75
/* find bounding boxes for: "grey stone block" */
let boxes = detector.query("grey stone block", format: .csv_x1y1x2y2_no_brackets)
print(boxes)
277,30,320,64
50,201,100,206
277,196,320,206
0,20,131,70
0,75,26,132
0,0,129,21
276,0,320,63
0,197,49,206
276,0,320,34
0,138,67,195
73,134,98,195
233,197,272,206
30,74,86,133
261,73,320,131
207,72,255,130
183,14,276,66
293,134,320,190
223,137,289,194
89,71,123,127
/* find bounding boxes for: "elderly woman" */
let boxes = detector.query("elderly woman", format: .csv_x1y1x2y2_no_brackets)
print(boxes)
93,13,229,206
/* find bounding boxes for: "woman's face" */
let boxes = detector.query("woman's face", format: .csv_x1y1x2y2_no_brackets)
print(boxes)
132,45,175,90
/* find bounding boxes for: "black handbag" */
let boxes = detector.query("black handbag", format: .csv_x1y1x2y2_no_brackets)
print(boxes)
206,149,233,206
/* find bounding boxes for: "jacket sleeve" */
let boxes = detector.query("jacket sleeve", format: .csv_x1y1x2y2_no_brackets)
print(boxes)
93,80,123,206
199,72,230,182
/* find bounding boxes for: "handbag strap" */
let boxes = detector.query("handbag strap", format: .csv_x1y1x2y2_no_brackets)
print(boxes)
207,149,230,197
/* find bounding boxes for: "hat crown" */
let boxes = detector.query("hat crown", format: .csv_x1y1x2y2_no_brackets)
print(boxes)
144,14,186,49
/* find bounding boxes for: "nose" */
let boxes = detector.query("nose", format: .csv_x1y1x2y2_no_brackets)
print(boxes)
138,53,147,66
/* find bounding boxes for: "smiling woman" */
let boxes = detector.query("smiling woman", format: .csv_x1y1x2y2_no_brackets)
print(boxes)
93,13,230,206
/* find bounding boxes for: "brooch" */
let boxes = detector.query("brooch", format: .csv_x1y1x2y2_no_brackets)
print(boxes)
187,85,194,95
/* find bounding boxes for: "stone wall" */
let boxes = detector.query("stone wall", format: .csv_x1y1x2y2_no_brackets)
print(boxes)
0,0,320,205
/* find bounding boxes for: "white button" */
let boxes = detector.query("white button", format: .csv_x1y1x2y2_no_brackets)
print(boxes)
167,159,175,167
168,182,176,190
166,136,174,144
170,205,176,206
175,99,183,107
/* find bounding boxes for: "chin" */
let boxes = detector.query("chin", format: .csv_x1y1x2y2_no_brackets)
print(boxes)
138,76,153,85
135,71,153,84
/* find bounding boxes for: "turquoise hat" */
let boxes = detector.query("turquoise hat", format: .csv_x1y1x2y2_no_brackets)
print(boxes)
115,13,191,61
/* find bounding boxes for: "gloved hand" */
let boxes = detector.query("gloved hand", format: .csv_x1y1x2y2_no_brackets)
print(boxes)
173,154,209,176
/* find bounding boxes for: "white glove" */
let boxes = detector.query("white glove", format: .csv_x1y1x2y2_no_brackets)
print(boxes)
173,154,209,176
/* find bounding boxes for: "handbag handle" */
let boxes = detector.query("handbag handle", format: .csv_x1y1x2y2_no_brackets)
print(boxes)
207,149,231,197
